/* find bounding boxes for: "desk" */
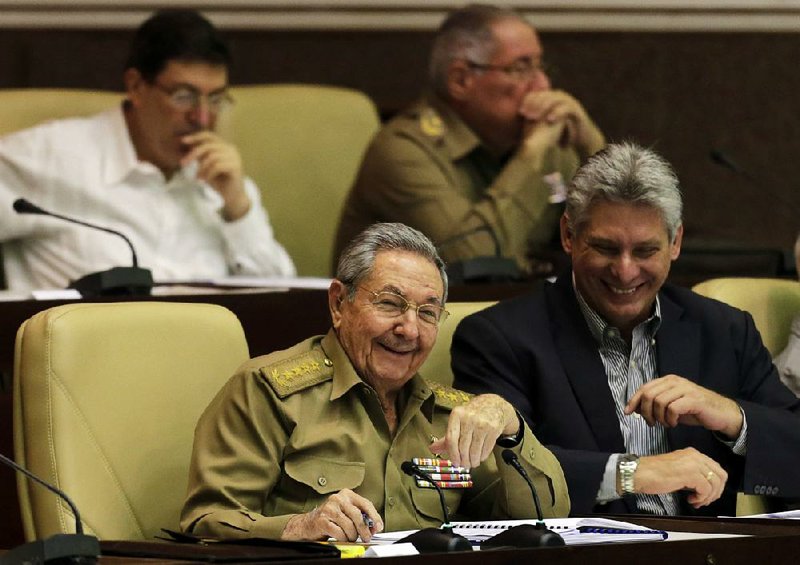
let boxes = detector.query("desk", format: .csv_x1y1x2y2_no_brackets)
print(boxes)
0,282,540,548
7,516,795,564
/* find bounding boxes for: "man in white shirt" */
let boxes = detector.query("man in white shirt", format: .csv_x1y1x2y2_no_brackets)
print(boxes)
0,9,295,292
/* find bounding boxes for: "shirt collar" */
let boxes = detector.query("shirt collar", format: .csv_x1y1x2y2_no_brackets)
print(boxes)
104,103,201,188
572,274,662,344
423,93,483,162
321,329,433,415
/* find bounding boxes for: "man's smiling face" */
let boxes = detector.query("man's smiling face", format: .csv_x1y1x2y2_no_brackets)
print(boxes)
562,199,682,336
330,250,444,395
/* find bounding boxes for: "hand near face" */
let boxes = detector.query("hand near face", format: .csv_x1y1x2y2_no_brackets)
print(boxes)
180,131,251,221
634,448,728,509
519,90,605,157
625,375,744,439
281,488,383,542
429,393,519,469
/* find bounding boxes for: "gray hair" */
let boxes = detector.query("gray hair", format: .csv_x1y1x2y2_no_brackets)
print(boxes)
429,4,529,98
566,142,683,242
336,222,449,303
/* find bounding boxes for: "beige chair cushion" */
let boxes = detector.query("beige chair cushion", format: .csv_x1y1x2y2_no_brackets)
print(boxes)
419,301,496,387
13,302,249,540
692,277,800,355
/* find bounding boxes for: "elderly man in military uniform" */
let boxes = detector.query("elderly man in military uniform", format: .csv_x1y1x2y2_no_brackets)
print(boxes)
334,4,605,275
181,222,569,541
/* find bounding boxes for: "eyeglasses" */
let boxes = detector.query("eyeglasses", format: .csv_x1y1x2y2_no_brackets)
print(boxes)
152,83,234,113
465,58,547,82
360,287,449,327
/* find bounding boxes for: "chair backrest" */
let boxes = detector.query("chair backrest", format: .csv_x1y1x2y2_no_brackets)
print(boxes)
13,302,249,541
692,277,800,355
0,88,121,137
419,301,496,387
221,85,380,277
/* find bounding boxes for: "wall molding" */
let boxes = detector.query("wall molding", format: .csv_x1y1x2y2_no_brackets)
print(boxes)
1,1,800,31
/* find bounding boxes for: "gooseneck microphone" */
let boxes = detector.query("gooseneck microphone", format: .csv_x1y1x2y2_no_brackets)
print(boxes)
0,451,99,564
13,198,153,297
398,461,472,553
481,449,564,549
709,148,798,215
437,224,522,284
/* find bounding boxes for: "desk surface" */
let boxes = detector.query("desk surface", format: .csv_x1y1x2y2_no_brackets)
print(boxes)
51,516,800,564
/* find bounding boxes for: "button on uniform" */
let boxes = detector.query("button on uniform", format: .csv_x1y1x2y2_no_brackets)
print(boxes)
318,476,327,487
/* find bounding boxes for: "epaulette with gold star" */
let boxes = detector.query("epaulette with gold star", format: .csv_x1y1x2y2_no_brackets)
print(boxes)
418,107,445,139
259,349,333,398
426,381,472,410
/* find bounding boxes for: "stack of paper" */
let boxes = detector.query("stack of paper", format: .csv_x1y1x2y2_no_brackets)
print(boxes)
371,517,667,546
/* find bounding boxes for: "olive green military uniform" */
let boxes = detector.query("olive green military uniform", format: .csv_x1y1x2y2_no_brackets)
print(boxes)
181,330,569,539
334,93,584,273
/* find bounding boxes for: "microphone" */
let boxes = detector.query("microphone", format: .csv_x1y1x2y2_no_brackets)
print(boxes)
437,225,522,284
481,449,564,549
708,148,798,216
13,198,153,297
397,461,472,553
0,451,99,564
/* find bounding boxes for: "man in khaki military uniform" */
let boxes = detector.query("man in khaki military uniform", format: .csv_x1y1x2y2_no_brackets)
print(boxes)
334,4,605,275
181,222,569,542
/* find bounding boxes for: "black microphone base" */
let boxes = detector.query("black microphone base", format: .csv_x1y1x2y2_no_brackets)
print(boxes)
0,533,100,565
68,266,153,298
481,524,565,549
396,528,472,553
446,257,522,284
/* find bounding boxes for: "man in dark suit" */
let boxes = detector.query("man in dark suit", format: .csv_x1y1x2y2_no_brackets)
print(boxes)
452,142,800,516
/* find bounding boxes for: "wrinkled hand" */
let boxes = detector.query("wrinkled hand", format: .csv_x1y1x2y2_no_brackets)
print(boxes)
281,489,383,542
625,375,743,439
181,131,250,221
634,448,728,509
429,394,519,469
519,90,604,156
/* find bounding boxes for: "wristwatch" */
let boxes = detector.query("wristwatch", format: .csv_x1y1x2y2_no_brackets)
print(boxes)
496,409,525,448
616,454,640,496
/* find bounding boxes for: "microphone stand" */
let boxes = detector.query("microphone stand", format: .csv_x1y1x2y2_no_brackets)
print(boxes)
398,462,472,553
0,452,99,565
481,450,565,549
13,198,153,297
438,225,522,284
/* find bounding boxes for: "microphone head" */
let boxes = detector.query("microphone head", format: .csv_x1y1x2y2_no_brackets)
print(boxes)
501,449,518,465
401,461,417,476
13,198,44,215
709,148,741,173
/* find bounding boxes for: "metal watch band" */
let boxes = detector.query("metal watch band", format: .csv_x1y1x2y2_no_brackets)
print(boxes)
617,454,640,495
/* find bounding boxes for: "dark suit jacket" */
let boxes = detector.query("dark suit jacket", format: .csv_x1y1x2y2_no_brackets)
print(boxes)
452,274,800,516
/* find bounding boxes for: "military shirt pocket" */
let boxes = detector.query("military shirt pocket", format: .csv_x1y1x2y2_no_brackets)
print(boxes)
408,483,462,525
284,454,365,495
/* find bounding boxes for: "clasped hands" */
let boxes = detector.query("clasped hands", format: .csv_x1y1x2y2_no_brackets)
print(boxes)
519,90,605,158
624,374,742,508
281,394,519,542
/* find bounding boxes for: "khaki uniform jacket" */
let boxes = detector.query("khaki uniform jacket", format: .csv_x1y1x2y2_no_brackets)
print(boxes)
334,94,582,273
181,330,569,539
